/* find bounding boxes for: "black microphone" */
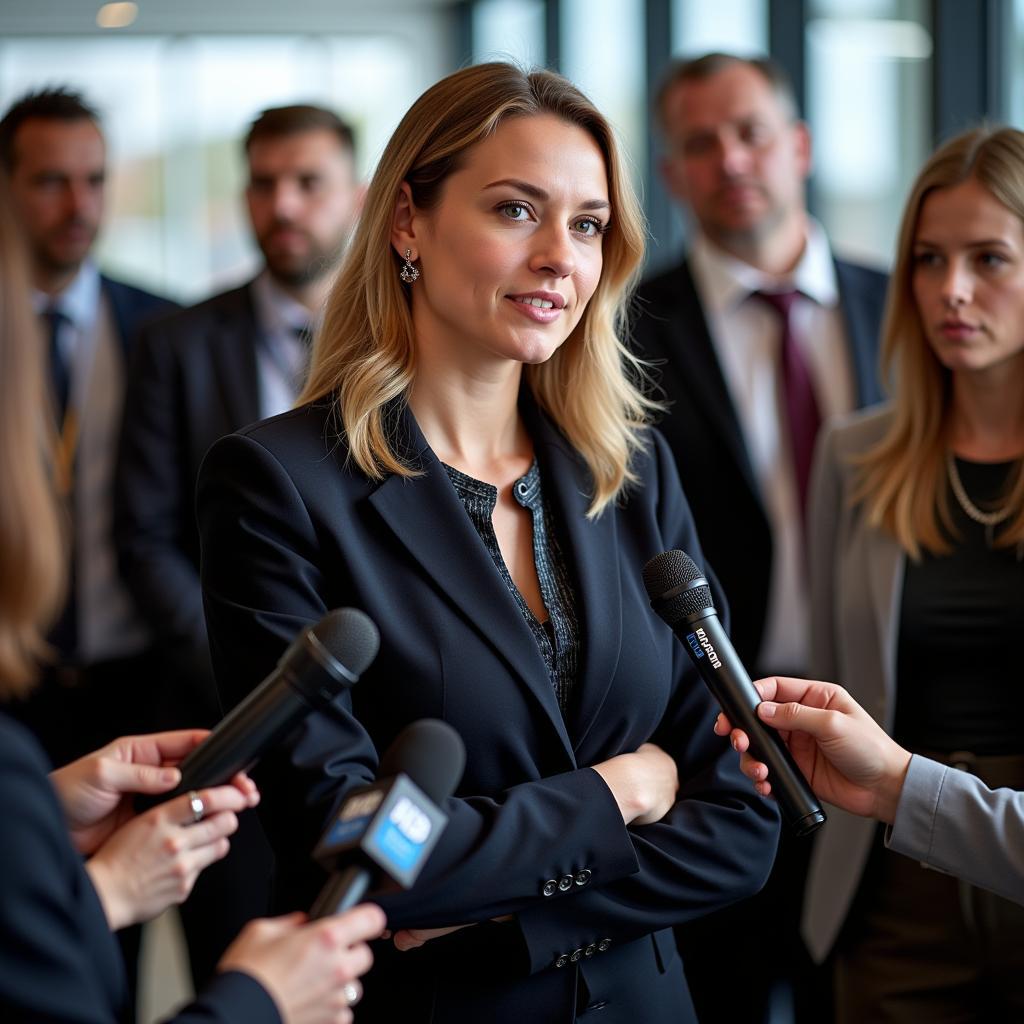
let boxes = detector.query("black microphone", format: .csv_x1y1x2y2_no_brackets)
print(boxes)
310,718,466,918
164,608,379,801
642,550,825,837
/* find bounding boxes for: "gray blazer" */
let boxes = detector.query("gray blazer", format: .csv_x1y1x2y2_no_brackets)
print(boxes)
802,405,903,962
889,755,1024,906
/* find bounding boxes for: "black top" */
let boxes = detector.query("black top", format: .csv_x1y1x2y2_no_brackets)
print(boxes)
895,457,1024,755
443,459,579,713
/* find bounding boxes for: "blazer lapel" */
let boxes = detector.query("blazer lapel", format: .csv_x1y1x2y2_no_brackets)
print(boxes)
865,529,904,729
210,284,262,428
524,400,622,752
368,406,575,760
834,260,885,407
668,262,761,500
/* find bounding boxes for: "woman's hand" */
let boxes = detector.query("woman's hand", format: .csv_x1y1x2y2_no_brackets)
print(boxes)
84,785,257,930
592,742,679,825
714,676,912,824
50,730,245,855
219,905,386,1024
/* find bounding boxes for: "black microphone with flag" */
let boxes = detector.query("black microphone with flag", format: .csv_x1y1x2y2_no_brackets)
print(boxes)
642,549,825,837
155,608,379,803
310,718,466,918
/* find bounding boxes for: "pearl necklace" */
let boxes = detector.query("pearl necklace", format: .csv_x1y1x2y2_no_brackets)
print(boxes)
945,450,1018,548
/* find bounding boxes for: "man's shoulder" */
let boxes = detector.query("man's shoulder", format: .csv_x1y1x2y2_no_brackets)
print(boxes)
137,282,256,346
101,273,179,316
833,255,889,294
635,254,695,304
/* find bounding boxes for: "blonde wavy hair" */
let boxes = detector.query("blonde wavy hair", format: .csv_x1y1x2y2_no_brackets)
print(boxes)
0,177,65,699
300,62,652,517
855,125,1024,558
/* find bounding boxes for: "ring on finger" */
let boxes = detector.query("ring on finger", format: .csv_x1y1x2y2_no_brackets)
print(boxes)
187,790,205,824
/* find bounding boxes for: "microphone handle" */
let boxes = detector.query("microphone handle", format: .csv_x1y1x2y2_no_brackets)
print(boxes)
309,864,372,920
172,679,311,798
680,613,826,837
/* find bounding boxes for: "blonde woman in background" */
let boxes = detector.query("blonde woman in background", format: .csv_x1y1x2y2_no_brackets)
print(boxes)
803,126,1024,1022
197,62,780,1024
0,178,384,1023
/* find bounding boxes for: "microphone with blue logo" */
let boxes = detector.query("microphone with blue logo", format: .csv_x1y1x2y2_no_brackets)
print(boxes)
310,718,466,917
643,549,825,837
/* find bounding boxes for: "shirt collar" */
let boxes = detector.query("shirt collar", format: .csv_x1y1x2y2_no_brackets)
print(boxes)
32,260,102,330
690,218,839,313
250,269,316,337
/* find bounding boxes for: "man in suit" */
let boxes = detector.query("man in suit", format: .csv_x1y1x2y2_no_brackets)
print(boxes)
0,86,178,1019
114,103,362,988
0,88,177,761
631,53,888,1024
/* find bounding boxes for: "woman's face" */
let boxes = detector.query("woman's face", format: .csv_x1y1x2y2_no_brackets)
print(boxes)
399,113,610,369
912,176,1024,379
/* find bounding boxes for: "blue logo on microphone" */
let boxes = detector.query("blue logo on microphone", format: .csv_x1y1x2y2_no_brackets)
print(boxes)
685,632,704,659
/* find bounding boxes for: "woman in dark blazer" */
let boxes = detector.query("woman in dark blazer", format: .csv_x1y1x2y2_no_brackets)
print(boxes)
198,63,780,1024
0,178,382,1024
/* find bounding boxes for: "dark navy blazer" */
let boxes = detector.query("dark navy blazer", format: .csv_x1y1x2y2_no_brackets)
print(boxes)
196,396,781,1024
631,256,888,671
0,713,280,1023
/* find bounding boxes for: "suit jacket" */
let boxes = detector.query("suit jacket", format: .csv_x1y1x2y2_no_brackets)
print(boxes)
888,754,1024,906
115,282,261,722
802,406,903,961
0,713,281,1023
196,396,781,1024
631,257,887,671
101,274,179,362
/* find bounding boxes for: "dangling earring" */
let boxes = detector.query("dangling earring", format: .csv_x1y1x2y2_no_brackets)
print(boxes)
399,248,420,283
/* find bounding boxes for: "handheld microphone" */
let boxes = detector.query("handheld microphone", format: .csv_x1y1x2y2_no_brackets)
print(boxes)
310,718,466,918
642,550,825,837
163,608,380,801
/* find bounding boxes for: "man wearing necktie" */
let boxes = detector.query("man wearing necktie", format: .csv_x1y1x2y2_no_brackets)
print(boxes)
114,103,362,989
631,53,889,1024
0,87,179,1019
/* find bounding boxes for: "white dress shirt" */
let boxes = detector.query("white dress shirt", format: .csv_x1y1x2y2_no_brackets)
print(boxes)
250,271,317,419
689,223,855,674
34,261,150,663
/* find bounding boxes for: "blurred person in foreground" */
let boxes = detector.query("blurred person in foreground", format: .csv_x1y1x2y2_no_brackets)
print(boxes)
0,178,384,1022
196,62,780,1024
802,125,1024,1022
115,102,363,991
716,675,1024,908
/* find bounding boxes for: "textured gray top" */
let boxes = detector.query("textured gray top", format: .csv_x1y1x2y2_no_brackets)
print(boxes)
443,459,579,713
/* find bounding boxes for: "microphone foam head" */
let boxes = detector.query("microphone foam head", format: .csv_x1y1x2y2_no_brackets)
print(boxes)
313,608,380,677
642,549,715,626
380,719,466,805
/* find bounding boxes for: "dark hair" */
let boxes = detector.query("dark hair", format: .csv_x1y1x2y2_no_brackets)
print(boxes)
0,87,100,173
244,104,356,160
653,52,799,132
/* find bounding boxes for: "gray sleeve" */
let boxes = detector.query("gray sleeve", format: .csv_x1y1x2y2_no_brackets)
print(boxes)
886,754,1024,906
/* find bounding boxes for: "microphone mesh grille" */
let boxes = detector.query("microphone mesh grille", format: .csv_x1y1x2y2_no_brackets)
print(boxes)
642,549,716,626
312,608,380,676
381,719,466,804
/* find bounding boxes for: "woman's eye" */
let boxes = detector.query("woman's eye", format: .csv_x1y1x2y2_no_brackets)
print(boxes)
499,202,530,221
913,250,940,267
978,251,1008,269
574,217,605,237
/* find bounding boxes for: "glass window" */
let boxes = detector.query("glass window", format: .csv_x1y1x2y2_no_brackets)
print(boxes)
472,0,546,67
806,0,932,267
559,0,646,193
0,33,424,301
1007,1,1024,127
671,0,768,56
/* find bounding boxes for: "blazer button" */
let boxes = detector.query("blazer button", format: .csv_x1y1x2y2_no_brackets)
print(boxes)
570,948,584,963
575,869,592,886
584,943,597,957
597,938,611,952
554,954,569,968
542,879,558,897
558,875,574,892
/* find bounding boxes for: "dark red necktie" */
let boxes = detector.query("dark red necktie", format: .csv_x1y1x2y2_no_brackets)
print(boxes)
752,290,821,517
